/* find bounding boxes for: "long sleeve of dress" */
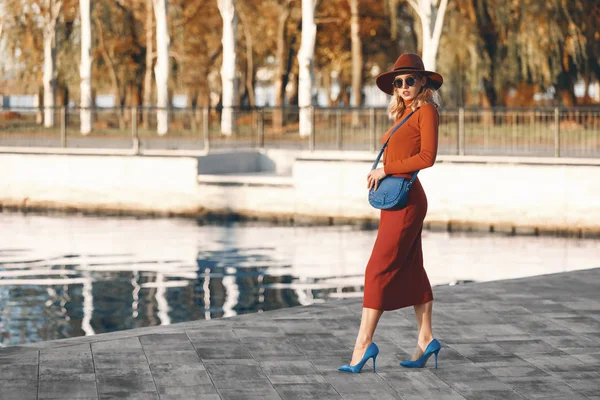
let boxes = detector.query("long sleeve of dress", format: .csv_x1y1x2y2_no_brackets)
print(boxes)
383,104,439,175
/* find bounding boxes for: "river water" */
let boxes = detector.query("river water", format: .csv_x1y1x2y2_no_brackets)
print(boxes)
1,212,599,346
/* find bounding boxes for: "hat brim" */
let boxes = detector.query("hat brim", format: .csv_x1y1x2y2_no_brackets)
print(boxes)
375,69,443,95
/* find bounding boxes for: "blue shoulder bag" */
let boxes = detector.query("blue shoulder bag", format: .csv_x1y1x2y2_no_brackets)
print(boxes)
368,110,419,210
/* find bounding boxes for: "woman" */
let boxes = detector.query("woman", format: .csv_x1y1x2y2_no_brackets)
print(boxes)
338,53,443,373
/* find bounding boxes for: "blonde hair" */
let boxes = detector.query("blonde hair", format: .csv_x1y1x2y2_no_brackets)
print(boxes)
387,73,442,120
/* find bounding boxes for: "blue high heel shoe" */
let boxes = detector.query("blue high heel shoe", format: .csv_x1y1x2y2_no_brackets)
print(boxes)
400,338,441,369
338,342,379,373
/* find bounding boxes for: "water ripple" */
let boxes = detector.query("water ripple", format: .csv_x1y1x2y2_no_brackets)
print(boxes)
0,213,599,346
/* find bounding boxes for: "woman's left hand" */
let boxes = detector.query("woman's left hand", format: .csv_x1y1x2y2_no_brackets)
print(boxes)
367,168,387,191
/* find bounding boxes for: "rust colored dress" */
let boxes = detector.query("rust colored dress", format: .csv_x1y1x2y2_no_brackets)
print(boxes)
363,101,439,311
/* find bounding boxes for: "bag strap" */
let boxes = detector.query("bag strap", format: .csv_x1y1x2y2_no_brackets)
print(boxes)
371,109,419,185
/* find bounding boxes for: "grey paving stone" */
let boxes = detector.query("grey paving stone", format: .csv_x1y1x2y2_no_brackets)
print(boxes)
540,335,597,349
219,385,282,400
91,337,142,352
0,384,38,400
0,351,38,365
243,338,305,359
259,360,320,378
99,392,158,400
39,352,95,378
432,363,495,381
233,326,286,339
449,343,513,359
194,341,253,360
493,339,563,355
0,364,38,380
39,369,97,384
457,389,526,400
287,333,351,355
93,351,153,378
0,346,37,357
204,359,271,389
503,376,590,399
0,379,37,388
449,377,516,392
483,365,551,379
138,333,195,351
274,383,342,399
157,384,219,399
277,320,331,335
40,343,91,356
550,316,600,333
561,376,600,397
185,328,239,341
378,370,457,396
96,373,157,396
519,354,595,374
2,268,600,400
337,393,402,400
143,349,202,365
571,352,600,363
324,372,398,397
149,363,212,388
38,374,98,399
401,395,465,400
310,355,363,374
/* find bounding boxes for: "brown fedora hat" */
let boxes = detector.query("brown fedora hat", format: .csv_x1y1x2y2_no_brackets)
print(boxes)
376,53,443,95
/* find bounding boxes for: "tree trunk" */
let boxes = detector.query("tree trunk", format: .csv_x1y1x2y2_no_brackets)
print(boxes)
36,87,43,124
218,0,238,136
80,0,92,134
273,0,292,129
298,0,318,136
349,0,362,127
323,69,333,106
153,0,170,135
388,0,398,40
288,72,299,106
94,16,125,129
240,13,255,107
349,0,362,107
143,0,154,129
43,1,62,128
408,0,448,70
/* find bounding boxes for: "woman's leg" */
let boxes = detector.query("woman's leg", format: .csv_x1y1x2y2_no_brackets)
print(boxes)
411,300,434,360
349,307,384,365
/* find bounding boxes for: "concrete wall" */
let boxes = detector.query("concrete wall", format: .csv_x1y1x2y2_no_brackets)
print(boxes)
1,152,599,233
292,157,600,233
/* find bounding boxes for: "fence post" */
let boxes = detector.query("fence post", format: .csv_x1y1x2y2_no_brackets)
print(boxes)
369,108,376,152
131,107,139,154
554,107,560,157
203,107,210,152
259,108,265,149
60,107,67,148
336,108,342,150
309,106,315,151
458,107,465,156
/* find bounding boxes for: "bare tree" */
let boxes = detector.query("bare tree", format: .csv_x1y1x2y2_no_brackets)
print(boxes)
273,0,293,129
217,0,238,135
153,0,170,135
143,0,154,129
348,0,362,108
80,0,92,134
407,0,448,70
298,0,318,136
42,0,63,127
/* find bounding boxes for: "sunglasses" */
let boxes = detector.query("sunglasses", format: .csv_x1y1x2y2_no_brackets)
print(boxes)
393,76,417,89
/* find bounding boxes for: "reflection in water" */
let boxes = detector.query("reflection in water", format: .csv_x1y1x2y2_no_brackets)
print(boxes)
0,213,599,346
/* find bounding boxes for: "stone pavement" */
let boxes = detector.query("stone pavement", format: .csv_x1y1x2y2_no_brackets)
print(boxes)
1,268,599,400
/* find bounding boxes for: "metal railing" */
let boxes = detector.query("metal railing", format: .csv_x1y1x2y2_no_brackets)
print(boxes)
1,106,599,158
